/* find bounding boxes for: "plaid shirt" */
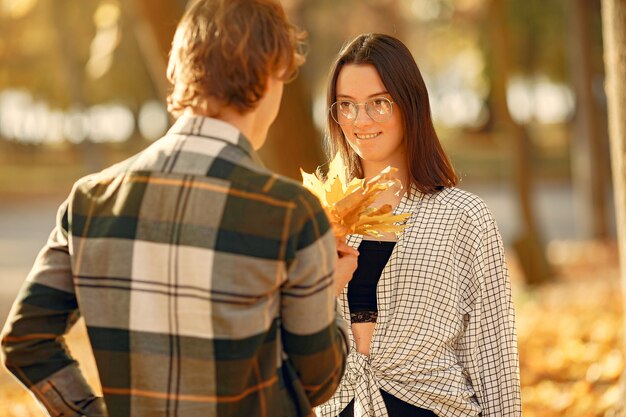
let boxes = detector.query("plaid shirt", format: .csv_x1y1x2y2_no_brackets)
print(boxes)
1,115,348,417
317,187,521,417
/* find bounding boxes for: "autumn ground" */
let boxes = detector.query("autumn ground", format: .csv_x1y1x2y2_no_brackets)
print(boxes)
0,241,623,417
515,241,624,417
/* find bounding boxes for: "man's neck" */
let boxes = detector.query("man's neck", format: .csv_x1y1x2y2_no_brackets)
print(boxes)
217,109,261,147
185,107,265,150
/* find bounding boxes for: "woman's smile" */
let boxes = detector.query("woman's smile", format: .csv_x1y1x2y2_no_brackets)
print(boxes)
354,131,382,140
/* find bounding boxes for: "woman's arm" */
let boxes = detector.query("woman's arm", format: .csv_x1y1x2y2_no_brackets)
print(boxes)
459,219,521,417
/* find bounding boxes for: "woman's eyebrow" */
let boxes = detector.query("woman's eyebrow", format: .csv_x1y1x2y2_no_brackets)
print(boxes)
336,91,390,99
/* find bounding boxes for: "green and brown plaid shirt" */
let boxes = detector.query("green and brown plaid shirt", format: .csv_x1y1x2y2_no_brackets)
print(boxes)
2,115,348,417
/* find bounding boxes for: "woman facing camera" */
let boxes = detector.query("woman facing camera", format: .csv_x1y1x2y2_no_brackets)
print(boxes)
317,33,521,417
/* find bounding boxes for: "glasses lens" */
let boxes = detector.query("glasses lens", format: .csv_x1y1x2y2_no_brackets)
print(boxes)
330,101,357,125
366,97,393,122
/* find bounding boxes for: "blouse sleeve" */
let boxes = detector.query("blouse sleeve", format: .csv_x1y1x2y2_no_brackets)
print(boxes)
460,219,521,417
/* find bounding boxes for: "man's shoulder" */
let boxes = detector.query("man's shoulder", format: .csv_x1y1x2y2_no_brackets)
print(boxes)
264,174,320,205
68,150,325,229
218,171,331,253
72,154,141,194
233,171,324,217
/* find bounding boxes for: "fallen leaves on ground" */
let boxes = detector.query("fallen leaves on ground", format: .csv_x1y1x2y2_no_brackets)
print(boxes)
514,240,624,417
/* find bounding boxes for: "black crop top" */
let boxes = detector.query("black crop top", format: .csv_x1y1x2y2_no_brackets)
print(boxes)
347,240,396,323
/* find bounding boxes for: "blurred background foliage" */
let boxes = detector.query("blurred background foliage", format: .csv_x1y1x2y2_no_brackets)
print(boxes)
0,0,624,416
0,0,606,180
1,0,614,281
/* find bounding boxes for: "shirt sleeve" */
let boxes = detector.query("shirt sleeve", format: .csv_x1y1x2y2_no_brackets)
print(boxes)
460,219,521,417
279,191,349,408
1,199,107,417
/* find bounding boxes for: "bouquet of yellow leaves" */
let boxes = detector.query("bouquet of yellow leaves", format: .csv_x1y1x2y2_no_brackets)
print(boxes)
301,154,411,239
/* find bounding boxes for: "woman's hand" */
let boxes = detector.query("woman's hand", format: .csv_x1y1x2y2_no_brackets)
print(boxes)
334,239,359,297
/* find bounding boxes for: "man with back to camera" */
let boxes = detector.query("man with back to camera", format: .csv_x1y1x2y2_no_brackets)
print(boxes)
1,1,358,416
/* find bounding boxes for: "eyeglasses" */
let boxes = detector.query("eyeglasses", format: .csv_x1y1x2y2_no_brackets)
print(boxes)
330,97,394,125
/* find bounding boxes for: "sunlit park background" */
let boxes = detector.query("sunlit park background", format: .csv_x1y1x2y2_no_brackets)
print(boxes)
1,0,625,416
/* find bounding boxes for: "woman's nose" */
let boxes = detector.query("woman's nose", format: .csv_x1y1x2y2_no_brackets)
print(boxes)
353,105,373,127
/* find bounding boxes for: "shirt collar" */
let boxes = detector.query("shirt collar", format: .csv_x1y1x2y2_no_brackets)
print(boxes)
166,114,264,167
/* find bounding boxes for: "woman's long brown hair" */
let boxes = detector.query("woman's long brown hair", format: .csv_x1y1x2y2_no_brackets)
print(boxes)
326,33,458,194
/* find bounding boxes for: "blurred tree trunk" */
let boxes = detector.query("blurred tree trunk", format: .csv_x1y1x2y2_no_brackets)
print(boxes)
131,0,187,78
488,0,552,285
125,0,182,102
50,0,103,173
601,0,626,413
568,0,611,241
260,78,324,179
370,0,405,36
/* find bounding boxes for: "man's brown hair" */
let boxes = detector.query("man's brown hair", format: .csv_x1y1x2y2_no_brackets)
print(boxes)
167,0,305,118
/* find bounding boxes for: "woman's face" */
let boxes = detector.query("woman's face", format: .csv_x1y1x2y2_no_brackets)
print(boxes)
335,64,405,175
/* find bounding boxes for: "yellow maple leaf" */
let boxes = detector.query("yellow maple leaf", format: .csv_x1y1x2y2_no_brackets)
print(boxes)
326,152,347,189
301,154,411,239
300,169,328,206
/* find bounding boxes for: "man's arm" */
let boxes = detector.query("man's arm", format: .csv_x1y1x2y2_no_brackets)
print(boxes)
279,192,354,407
1,200,107,417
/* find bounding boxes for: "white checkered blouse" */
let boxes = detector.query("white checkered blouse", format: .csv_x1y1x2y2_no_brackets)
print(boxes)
316,186,521,417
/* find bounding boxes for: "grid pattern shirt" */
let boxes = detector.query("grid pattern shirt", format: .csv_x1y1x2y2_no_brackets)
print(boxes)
316,187,521,417
1,115,349,417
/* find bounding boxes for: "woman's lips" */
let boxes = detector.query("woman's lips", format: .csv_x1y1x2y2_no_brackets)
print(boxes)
354,132,381,140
